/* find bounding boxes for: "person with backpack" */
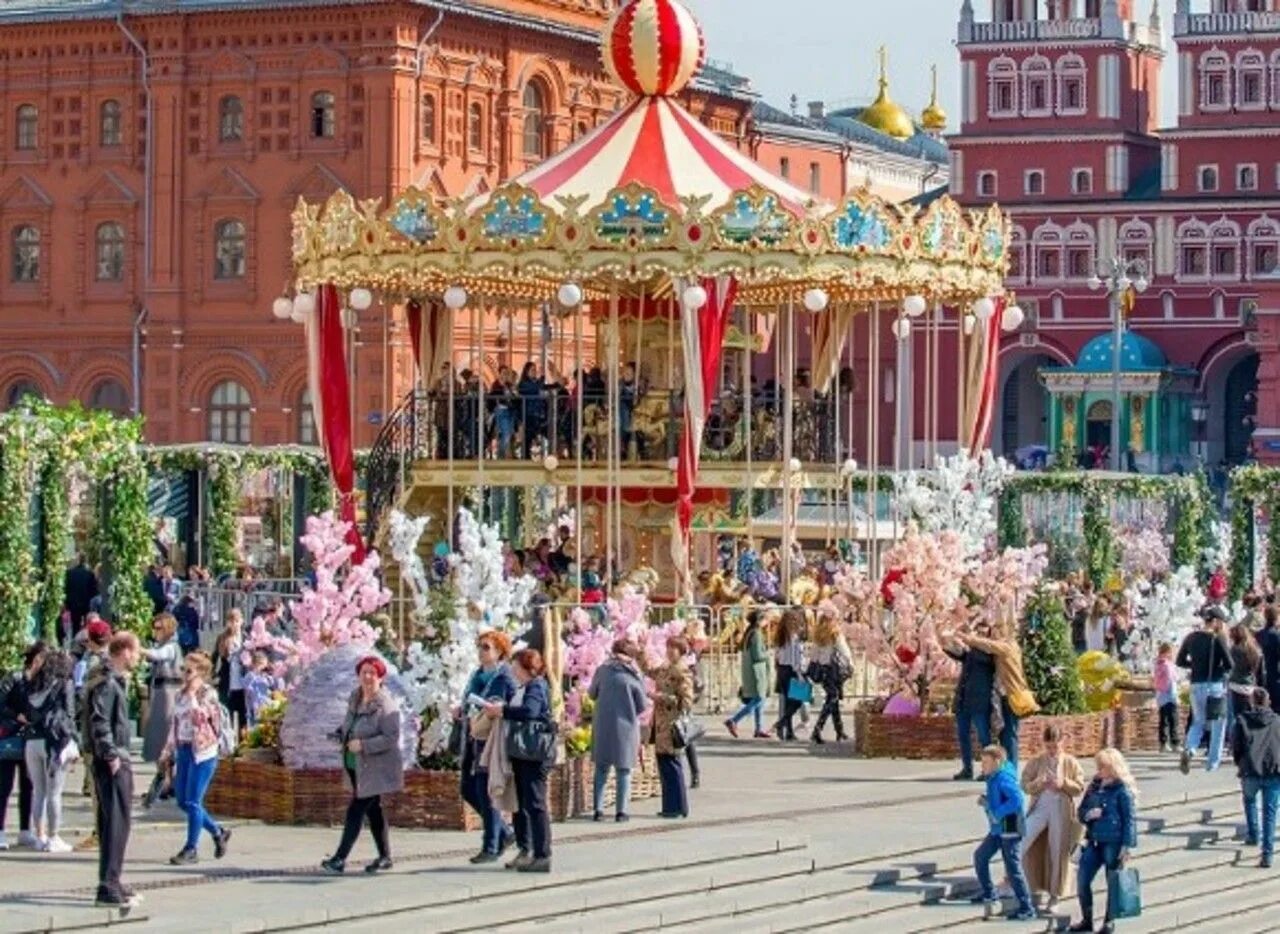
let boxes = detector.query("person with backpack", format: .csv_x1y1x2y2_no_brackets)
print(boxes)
159,650,232,865
1231,686,1280,868
806,611,853,744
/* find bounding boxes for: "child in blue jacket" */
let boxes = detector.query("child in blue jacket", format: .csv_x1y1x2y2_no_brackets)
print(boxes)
972,744,1036,921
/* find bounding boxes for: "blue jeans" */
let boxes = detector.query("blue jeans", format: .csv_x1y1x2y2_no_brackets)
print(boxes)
1077,841,1123,924
174,744,221,850
460,766,511,855
1185,681,1227,769
1243,776,1280,857
593,763,632,817
956,709,992,773
999,699,1020,768
973,832,1033,913
729,698,764,733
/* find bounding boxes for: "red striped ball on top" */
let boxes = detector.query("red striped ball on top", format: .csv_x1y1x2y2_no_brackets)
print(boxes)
602,0,706,98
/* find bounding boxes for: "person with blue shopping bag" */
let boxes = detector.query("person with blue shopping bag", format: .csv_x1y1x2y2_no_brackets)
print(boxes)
970,743,1035,921
1071,748,1139,934
772,609,808,742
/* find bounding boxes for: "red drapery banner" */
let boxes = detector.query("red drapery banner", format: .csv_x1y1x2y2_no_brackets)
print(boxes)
965,297,1005,453
306,282,366,561
405,297,452,390
671,275,738,598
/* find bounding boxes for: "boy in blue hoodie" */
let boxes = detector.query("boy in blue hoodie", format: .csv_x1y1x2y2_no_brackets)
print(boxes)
972,744,1036,921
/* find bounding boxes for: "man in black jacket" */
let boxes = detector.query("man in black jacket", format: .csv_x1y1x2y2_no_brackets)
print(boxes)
1232,687,1280,867
83,632,141,908
63,555,98,644
1258,608,1280,716
1177,607,1232,774
945,625,997,781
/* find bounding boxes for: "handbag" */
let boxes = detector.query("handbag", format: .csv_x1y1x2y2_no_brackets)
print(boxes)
1107,866,1142,919
786,677,814,705
0,734,23,762
469,710,493,742
672,712,705,750
505,720,557,764
1007,687,1039,718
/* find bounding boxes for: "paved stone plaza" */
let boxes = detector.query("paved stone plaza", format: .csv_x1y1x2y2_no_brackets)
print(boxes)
0,721,1267,934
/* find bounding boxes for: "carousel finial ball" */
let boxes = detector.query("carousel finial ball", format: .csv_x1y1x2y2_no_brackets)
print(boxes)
973,296,996,321
903,294,927,318
682,284,708,310
557,282,583,308
272,296,294,320
443,285,469,311
803,288,829,313
603,0,706,98
1001,304,1025,332
349,287,374,311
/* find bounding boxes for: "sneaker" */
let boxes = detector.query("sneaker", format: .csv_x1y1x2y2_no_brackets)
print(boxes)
35,838,50,852
953,769,974,781
17,830,38,849
213,827,232,860
364,856,393,874
95,891,140,909
1008,908,1036,922
1179,748,1192,775
469,851,499,864
517,857,551,873
0,831,8,851
723,719,739,739
320,857,345,874
45,836,72,854
615,813,630,823
505,851,531,870
752,731,771,739
168,848,198,866
1246,835,1259,847
592,811,604,822
969,893,995,905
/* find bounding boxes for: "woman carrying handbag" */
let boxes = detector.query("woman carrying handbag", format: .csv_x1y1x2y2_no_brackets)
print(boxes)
649,637,695,819
485,648,554,873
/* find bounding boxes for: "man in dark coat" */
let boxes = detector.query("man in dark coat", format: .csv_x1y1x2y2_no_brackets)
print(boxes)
1258,607,1280,716
63,554,99,641
945,626,998,781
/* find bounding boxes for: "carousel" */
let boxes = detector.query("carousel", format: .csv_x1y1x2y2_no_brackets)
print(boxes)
286,0,1014,613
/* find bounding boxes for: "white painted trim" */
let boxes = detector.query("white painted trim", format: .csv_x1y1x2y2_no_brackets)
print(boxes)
1071,167,1094,195
1196,164,1221,193
1236,163,1259,193
1024,168,1046,196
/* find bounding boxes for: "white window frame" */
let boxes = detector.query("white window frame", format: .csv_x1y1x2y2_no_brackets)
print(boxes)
1176,220,1211,282
1200,52,1232,113
1236,50,1267,112
1022,55,1053,117
1238,163,1259,192
1055,55,1088,117
1247,218,1279,280
1271,51,1280,112
988,57,1019,119
1071,167,1094,194
978,170,998,198
1197,164,1220,193
1210,220,1242,282
1024,169,1045,196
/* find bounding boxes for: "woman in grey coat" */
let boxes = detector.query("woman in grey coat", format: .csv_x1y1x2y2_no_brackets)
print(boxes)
142,613,183,763
588,639,649,822
321,656,404,875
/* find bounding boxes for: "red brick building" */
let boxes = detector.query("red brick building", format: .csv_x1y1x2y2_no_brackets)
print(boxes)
0,0,759,447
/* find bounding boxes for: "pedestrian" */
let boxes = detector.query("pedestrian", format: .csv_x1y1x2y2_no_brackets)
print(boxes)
84,631,142,908
970,744,1036,921
1084,598,1111,654
772,609,807,742
173,594,201,655
724,609,772,739
1070,748,1138,934
806,611,853,744
321,655,403,875
1231,686,1280,868
1228,622,1263,725
648,636,694,820
142,613,184,764
214,610,246,730
945,625,997,780
22,649,77,853
458,631,517,863
0,643,46,851
1152,642,1180,753
1020,725,1085,915
485,648,554,872
76,621,112,834
1258,607,1280,715
161,651,232,865
959,622,1039,768
63,554,99,642
242,652,279,726
588,638,648,823
1177,607,1232,774
682,622,707,788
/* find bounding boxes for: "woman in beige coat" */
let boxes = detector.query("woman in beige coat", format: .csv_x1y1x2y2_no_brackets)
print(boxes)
1020,723,1085,913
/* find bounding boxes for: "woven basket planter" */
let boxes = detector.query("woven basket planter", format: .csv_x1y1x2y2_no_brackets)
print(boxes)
852,707,1115,760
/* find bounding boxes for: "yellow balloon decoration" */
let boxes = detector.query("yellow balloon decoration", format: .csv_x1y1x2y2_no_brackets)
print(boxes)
1077,651,1126,712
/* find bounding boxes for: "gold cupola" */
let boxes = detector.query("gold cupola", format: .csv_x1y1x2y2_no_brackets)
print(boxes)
858,46,915,140
921,64,947,134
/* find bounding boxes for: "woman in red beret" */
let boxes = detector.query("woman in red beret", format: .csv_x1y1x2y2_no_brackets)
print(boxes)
321,655,403,874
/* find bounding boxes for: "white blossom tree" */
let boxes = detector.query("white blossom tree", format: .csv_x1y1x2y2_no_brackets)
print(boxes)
893,449,1012,559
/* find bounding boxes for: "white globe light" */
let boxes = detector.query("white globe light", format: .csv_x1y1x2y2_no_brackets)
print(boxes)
290,306,308,324
272,296,293,320
1116,275,1132,293
803,288,829,313
682,284,708,310
543,454,559,472
443,285,468,311
1134,276,1149,294
963,314,976,335
903,294,927,318
788,457,803,473
340,308,358,329
293,291,316,316
1001,304,1025,332
349,287,373,311
667,456,679,472
892,318,912,341
973,297,996,321
557,282,583,308
1087,275,1104,292
841,458,859,477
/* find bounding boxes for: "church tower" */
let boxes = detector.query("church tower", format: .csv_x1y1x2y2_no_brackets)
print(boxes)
951,0,1165,203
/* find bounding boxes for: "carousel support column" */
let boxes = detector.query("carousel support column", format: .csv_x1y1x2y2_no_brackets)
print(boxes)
607,286,621,583
745,308,754,546
475,297,485,523
781,293,796,598
447,301,455,542
957,305,967,453
869,304,882,582
574,298,584,592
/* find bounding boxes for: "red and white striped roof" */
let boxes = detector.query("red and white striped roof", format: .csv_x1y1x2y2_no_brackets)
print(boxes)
509,96,820,217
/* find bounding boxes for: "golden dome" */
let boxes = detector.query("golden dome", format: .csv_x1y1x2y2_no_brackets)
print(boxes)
858,47,915,141
921,65,947,132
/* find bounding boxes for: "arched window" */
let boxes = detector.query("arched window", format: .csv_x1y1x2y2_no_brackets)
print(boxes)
1237,50,1266,109
522,82,548,159
1072,169,1093,194
1119,218,1153,275
1177,219,1210,278
987,57,1018,117
15,104,37,150
99,99,122,147
1201,51,1231,111
1211,220,1241,279
1199,165,1219,192
421,94,436,144
95,222,125,281
213,219,246,280
1056,55,1087,115
3,379,40,410
1025,169,1045,196
1021,56,1052,116
298,388,317,445
1249,218,1280,278
575,121,588,140
978,170,998,197
218,95,243,142
310,91,335,139
11,225,39,282
90,379,129,416
467,102,484,151
207,380,252,444
1239,164,1259,191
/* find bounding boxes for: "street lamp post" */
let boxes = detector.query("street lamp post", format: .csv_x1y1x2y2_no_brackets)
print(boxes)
1088,256,1149,472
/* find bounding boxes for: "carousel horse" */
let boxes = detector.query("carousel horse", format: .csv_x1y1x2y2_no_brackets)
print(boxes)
580,404,612,460
621,565,660,596
630,391,671,459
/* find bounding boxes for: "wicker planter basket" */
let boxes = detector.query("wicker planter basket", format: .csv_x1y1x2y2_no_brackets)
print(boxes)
852,707,1122,760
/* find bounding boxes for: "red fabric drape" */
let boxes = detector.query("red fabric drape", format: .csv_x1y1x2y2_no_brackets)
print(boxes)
966,297,1005,453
